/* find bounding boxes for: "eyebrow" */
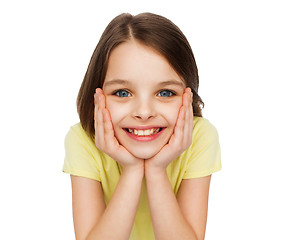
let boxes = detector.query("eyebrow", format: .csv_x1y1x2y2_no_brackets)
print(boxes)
104,79,185,88
157,80,185,88
103,79,131,87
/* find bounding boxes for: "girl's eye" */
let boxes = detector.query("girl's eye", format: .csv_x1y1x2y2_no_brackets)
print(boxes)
113,89,131,97
158,90,175,97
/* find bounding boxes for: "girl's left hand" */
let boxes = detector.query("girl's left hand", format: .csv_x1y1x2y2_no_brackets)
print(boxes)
145,88,193,172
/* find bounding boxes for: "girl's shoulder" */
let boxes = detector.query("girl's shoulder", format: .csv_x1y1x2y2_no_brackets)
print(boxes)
65,122,95,149
68,122,91,138
179,117,221,179
192,116,220,149
193,116,218,137
63,123,102,181
69,122,86,135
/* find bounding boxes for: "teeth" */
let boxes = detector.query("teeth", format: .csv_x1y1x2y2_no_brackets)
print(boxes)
145,129,151,135
127,128,161,136
138,130,144,136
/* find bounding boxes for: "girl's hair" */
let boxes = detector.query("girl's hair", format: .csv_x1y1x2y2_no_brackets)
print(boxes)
77,12,204,140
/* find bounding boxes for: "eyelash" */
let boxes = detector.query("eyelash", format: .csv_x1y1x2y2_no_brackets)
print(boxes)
112,89,131,97
112,89,176,98
157,89,176,97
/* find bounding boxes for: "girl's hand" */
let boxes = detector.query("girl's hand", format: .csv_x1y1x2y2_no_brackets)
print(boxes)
94,88,144,172
145,88,193,172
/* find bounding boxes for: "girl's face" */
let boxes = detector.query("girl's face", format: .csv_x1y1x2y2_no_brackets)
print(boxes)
102,40,186,159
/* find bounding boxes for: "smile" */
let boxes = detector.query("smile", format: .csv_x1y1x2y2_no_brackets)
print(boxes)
126,128,161,136
123,127,165,142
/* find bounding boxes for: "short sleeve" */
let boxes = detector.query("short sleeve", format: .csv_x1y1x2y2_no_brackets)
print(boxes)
62,124,101,181
183,118,221,179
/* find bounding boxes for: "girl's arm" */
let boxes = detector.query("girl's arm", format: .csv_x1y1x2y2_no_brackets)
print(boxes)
70,175,105,240
145,168,210,240
176,176,211,239
71,167,144,240
70,89,144,240
145,88,208,240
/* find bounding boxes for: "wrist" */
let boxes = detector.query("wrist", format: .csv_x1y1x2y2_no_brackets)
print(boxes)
144,163,166,178
122,162,145,177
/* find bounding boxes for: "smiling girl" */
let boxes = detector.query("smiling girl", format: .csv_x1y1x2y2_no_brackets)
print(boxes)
63,13,221,240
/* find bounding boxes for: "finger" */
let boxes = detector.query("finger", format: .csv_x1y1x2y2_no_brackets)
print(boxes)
174,88,190,139
173,105,185,144
189,91,194,143
189,90,193,116
183,88,190,107
94,93,98,135
94,93,105,147
94,92,97,122
184,90,193,145
103,108,117,147
179,90,189,146
94,88,104,120
183,92,190,143
96,88,106,109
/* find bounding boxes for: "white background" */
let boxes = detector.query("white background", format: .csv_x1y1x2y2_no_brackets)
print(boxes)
0,0,285,239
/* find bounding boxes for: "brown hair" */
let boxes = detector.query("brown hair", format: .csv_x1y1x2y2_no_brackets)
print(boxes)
77,12,204,140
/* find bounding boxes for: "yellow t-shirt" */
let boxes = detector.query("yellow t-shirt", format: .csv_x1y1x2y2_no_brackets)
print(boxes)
63,116,221,240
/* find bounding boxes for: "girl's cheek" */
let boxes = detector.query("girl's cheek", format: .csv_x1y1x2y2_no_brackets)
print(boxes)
160,101,182,125
106,101,129,124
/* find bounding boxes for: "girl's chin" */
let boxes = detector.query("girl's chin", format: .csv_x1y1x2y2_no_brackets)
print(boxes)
129,148,161,160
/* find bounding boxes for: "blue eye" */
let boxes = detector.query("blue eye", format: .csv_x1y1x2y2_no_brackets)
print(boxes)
114,89,131,97
158,90,174,97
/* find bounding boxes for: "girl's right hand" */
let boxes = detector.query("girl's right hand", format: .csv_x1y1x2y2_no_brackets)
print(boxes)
94,88,144,172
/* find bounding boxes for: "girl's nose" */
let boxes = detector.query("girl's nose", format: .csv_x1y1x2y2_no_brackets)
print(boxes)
132,99,156,120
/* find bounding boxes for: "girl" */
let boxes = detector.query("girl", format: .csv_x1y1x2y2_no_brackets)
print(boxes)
63,12,221,240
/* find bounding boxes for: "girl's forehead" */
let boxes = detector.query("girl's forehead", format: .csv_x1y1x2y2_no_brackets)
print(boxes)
105,40,186,87
103,78,185,89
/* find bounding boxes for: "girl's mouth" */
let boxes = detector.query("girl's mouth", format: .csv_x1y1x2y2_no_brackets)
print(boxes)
125,127,161,136
123,127,165,141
